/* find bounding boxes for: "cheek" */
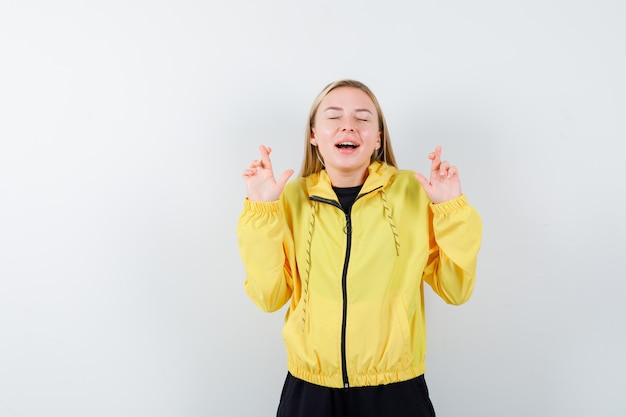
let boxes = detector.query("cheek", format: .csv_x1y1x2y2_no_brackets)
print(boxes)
316,124,337,139
361,127,380,141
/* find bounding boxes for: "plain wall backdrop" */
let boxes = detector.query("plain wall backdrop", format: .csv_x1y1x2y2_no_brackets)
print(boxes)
1,0,625,416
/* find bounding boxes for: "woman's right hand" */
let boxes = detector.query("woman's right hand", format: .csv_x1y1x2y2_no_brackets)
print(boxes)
242,145,294,202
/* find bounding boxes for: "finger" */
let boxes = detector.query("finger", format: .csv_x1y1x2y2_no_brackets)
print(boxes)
276,169,295,189
414,172,430,188
258,144,273,169
439,160,450,176
429,146,442,172
447,166,458,178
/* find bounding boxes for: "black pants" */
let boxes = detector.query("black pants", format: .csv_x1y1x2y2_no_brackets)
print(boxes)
276,373,436,417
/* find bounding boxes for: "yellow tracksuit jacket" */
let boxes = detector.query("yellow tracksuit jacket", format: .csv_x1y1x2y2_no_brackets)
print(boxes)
237,161,482,388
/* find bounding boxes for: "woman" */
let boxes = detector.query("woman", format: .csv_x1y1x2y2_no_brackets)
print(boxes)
238,79,482,417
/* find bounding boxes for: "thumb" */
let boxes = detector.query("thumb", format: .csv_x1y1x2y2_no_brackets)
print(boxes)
277,169,295,189
414,172,430,189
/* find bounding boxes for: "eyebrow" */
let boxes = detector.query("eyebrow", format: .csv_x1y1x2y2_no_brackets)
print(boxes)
322,106,373,114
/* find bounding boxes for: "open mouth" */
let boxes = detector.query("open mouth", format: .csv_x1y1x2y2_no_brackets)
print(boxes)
336,141,358,149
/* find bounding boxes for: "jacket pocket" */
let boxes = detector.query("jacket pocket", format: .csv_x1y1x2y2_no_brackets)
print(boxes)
282,295,343,375
357,296,412,372
386,296,412,368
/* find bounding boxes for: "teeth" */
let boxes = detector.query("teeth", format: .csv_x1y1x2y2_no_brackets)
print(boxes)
337,142,357,148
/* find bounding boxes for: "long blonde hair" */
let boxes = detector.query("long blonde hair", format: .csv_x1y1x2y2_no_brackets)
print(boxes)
298,79,397,177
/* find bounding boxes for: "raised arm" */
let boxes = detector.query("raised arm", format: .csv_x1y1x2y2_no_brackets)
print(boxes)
238,145,296,312
415,146,482,305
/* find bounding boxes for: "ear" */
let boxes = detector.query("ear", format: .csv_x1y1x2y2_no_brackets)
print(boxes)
310,128,317,146
376,131,381,149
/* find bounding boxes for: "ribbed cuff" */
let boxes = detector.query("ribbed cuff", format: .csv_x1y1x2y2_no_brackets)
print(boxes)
243,198,281,213
430,194,469,215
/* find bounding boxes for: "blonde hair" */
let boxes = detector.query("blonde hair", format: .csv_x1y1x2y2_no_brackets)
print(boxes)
298,79,397,177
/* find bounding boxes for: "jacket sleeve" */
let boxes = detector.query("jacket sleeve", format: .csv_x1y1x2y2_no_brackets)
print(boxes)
237,198,293,312
422,194,482,305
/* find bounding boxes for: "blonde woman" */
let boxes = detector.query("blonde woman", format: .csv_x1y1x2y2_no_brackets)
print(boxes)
238,80,482,417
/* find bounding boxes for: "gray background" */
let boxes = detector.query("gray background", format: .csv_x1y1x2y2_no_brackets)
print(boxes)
1,0,624,416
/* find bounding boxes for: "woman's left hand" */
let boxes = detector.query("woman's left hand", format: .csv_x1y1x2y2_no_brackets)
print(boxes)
414,146,462,204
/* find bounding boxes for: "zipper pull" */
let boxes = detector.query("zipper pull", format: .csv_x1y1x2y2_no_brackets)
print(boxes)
343,213,352,235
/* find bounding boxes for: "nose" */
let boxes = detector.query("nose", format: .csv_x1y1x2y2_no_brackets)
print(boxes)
341,121,354,132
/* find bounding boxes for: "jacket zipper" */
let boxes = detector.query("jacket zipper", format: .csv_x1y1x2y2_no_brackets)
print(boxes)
310,196,351,387
310,186,381,388
340,210,352,388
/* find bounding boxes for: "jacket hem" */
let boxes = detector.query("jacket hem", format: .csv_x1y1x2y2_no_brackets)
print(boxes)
287,362,426,389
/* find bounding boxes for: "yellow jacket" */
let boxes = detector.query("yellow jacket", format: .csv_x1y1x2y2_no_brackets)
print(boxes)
237,161,482,388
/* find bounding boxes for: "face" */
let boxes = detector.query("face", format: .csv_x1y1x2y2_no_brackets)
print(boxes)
311,87,381,181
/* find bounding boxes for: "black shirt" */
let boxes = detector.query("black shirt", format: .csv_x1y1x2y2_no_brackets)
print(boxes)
332,184,363,213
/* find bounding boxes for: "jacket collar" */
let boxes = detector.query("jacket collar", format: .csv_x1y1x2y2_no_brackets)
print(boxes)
305,161,397,200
